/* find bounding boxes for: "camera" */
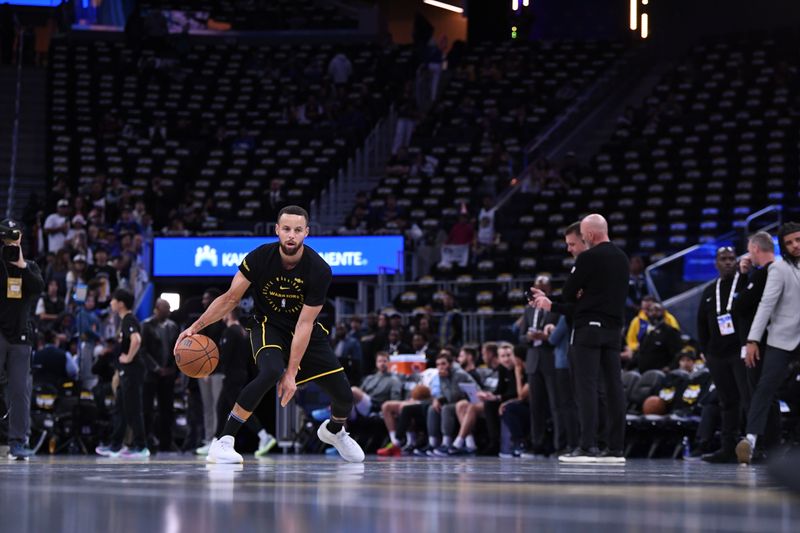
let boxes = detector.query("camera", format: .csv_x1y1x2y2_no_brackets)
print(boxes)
0,219,22,262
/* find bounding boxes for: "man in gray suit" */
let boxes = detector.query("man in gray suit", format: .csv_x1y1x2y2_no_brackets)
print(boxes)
522,275,561,455
737,222,800,464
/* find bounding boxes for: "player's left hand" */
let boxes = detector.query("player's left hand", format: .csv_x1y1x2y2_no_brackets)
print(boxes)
278,371,297,407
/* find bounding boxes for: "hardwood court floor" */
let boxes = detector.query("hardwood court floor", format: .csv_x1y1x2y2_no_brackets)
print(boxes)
1,454,798,532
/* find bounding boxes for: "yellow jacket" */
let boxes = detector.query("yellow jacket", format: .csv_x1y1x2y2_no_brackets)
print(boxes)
626,310,681,352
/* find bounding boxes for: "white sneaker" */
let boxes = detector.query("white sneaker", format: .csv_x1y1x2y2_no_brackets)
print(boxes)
255,434,277,457
196,439,216,456
206,436,243,464
316,420,365,463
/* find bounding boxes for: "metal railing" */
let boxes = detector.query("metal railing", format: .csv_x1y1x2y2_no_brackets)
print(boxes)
312,105,396,228
5,26,24,219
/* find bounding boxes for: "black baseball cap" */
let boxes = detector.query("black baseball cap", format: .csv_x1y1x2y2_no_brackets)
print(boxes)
0,218,22,240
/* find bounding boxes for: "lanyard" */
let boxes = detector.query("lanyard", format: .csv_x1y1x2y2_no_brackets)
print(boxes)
715,271,739,315
532,307,540,330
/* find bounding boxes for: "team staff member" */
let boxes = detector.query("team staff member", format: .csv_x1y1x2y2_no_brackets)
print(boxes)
696,246,749,463
0,218,44,460
732,231,780,461
534,214,629,464
738,222,800,464
175,206,364,463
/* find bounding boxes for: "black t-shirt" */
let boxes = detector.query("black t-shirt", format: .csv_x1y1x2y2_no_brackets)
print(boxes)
238,242,332,333
117,312,143,367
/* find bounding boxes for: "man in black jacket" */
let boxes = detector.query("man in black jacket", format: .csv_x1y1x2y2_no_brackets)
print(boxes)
634,303,683,373
0,219,45,459
697,246,749,463
732,231,780,462
534,214,629,464
141,298,179,451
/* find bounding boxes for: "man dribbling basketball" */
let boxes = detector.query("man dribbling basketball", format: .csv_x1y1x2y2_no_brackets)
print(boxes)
174,206,365,463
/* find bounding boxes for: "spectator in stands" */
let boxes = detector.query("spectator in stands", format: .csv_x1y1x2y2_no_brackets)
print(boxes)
392,82,418,155
437,291,462,348
44,198,71,253
697,246,748,463
499,348,530,458
457,346,483,386
46,249,71,295
625,295,680,355
32,329,78,384
113,206,143,237
296,94,324,125
74,292,101,389
36,279,65,330
411,332,437,367
328,50,353,85
427,352,476,456
450,342,516,456
626,255,649,323
87,247,117,306
351,351,402,418
383,327,411,355
629,302,683,373
370,194,404,230
333,321,363,386
141,298,179,452
447,213,474,247
263,178,285,223
65,254,89,305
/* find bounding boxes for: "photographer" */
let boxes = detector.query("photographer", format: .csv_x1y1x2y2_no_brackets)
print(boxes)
0,218,45,459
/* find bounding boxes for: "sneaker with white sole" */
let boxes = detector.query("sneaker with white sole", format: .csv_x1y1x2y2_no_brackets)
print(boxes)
558,447,599,464
207,435,243,464
119,447,151,459
255,435,277,457
316,420,365,463
596,449,626,464
196,439,216,456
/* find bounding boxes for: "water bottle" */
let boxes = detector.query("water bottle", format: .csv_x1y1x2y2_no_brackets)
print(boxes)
682,436,691,459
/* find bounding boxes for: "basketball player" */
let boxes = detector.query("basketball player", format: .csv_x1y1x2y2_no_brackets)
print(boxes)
174,206,364,463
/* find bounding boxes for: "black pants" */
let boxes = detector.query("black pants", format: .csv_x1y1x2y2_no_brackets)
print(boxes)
216,378,263,438
143,374,175,451
572,326,626,452
111,363,146,451
746,345,799,440
704,353,747,451
483,399,502,453
554,368,580,451
528,366,560,453
397,402,428,441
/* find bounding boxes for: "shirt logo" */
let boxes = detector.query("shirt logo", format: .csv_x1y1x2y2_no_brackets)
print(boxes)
262,276,304,314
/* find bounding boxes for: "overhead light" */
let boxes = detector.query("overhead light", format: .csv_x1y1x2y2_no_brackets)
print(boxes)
629,0,637,30
423,0,464,14
641,13,649,38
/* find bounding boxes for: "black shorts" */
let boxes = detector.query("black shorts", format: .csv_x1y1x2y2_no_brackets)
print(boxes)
245,316,343,386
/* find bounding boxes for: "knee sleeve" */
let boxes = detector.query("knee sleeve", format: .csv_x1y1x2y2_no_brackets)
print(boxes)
236,353,284,412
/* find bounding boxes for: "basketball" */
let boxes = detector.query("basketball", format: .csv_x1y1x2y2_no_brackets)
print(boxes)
175,334,219,378
642,395,668,416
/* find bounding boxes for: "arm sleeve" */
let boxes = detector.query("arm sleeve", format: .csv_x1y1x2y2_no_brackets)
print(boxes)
304,263,332,307
747,263,783,343
561,254,590,303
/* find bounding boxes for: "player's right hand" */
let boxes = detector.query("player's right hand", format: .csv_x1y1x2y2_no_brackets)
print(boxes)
173,327,196,356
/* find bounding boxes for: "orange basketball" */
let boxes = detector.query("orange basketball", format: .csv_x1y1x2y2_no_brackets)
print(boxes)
175,334,219,378
642,395,668,415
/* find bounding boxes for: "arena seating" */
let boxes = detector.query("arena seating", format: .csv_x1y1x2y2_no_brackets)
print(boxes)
139,0,358,31
48,38,414,230
500,32,800,275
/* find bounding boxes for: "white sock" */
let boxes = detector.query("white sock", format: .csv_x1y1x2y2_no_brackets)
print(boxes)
429,436,439,448
453,436,465,449
465,435,476,450
443,436,453,447
407,433,417,446
746,434,757,448
390,431,400,447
